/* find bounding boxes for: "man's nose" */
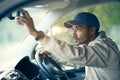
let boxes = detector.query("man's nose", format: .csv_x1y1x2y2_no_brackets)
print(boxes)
72,30,76,38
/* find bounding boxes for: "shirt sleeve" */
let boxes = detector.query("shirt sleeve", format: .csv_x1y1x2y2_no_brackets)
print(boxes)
38,35,77,62
72,41,109,68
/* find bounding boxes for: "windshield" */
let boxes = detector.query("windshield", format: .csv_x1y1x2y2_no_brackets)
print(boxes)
0,8,49,68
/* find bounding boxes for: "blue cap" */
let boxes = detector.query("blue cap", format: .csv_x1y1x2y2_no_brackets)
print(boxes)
64,12,100,30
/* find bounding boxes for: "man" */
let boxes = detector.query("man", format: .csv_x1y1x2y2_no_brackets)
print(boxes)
15,10,120,80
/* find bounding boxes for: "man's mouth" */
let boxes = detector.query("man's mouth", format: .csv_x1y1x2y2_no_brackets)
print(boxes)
73,37,80,44
74,38,79,44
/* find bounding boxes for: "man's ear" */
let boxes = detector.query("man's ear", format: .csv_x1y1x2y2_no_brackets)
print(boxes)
90,27,96,35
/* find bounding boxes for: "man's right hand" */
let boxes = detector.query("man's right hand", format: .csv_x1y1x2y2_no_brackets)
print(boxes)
15,9,45,42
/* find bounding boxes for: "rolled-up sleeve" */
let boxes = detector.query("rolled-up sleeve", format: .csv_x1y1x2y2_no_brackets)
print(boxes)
38,36,109,68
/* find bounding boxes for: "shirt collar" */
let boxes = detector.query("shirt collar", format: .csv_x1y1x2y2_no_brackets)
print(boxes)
94,30,107,41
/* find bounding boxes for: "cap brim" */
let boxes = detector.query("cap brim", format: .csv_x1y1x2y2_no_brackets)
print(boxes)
64,20,82,28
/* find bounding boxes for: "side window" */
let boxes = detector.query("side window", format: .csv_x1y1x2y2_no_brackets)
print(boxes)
0,8,49,66
47,13,76,45
0,18,26,65
51,2,120,48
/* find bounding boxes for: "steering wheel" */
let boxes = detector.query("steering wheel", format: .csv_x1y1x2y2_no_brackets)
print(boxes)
35,52,69,80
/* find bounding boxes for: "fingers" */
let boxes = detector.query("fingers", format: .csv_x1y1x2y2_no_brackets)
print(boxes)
16,9,33,23
15,16,28,26
15,16,24,25
15,14,33,24
38,50,51,58
16,16,28,22
20,9,31,20
39,50,51,55
15,9,33,24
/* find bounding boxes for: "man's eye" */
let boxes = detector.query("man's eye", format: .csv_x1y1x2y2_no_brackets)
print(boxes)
76,27,81,30
71,28,74,31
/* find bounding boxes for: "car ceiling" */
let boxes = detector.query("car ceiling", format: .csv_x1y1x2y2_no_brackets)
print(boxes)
0,0,120,20
26,0,120,10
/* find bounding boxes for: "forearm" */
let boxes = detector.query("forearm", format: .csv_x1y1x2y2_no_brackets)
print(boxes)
36,36,77,61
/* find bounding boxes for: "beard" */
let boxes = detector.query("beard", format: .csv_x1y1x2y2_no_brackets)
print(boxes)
73,34,90,47
74,37,87,45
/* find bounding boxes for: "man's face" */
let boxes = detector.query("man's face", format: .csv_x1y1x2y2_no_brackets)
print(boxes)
72,24,92,45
